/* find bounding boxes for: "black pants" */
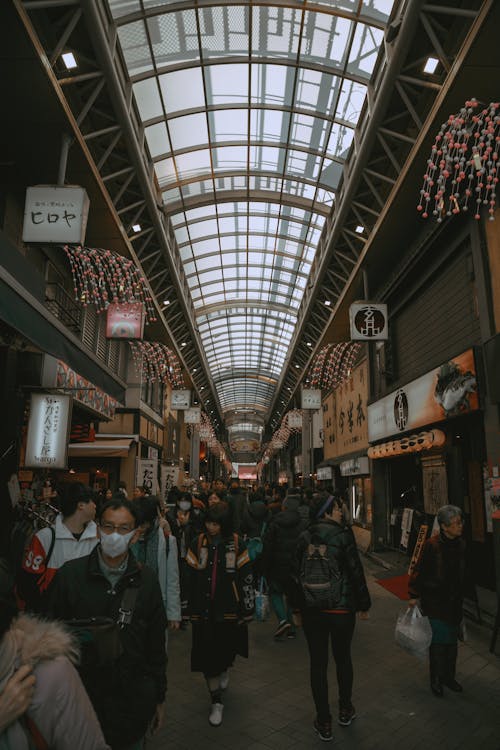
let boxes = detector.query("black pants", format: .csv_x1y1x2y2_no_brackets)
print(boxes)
302,610,356,722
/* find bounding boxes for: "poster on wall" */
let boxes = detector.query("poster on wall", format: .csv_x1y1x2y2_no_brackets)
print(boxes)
136,457,158,495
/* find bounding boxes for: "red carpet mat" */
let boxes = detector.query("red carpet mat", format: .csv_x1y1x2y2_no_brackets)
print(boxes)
375,573,409,600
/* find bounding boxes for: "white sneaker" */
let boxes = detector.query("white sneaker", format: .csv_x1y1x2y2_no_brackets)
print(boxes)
219,671,229,690
209,702,224,727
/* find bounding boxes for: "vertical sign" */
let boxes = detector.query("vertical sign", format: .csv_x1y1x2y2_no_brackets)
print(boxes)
136,457,158,494
25,394,72,469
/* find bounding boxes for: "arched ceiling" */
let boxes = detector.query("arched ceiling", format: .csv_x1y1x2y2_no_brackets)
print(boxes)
106,0,397,452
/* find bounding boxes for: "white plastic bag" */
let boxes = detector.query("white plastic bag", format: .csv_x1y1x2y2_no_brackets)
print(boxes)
395,606,432,661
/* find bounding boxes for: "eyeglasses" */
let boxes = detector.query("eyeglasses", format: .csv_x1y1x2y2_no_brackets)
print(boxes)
100,522,134,535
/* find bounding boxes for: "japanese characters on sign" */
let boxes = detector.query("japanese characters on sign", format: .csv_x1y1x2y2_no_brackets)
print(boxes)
22,186,90,244
333,360,369,457
136,458,158,495
184,407,201,424
106,302,145,339
24,394,72,469
349,302,388,340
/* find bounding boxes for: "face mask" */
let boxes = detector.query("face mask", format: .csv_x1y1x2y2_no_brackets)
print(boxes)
100,529,135,558
178,500,192,511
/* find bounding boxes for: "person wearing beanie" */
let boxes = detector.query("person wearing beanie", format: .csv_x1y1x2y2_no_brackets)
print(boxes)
185,502,254,727
168,495,201,623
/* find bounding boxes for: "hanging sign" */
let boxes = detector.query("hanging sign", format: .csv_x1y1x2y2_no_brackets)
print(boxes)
288,411,303,429
22,185,89,244
136,457,158,494
350,302,388,340
301,388,322,410
184,407,201,424
106,302,145,339
24,393,72,469
171,389,191,410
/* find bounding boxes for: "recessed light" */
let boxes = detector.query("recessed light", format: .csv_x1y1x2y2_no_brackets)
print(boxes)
62,51,77,70
423,57,439,74
355,225,364,234
181,342,187,347
306,342,312,347
163,299,170,306
132,223,141,233
324,300,331,306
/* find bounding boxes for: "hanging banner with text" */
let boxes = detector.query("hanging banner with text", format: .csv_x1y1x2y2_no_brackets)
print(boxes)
24,393,72,469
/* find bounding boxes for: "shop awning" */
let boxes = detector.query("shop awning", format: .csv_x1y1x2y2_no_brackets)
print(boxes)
68,438,134,458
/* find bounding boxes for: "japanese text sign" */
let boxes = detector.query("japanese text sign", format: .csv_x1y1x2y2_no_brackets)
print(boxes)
22,185,89,244
24,393,72,469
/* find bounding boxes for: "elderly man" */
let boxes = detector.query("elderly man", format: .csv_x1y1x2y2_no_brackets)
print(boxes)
49,497,167,750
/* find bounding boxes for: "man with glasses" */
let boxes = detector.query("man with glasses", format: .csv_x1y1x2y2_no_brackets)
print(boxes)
49,498,167,750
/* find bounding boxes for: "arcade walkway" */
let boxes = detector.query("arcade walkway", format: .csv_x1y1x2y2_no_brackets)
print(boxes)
149,555,500,750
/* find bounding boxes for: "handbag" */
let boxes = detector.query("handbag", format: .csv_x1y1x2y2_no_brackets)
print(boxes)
395,606,432,661
254,576,270,622
66,587,138,667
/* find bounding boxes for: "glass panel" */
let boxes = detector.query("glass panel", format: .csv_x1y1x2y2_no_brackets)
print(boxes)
168,113,209,151
251,65,292,106
212,146,247,171
301,12,352,68
337,79,367,124
252,6,301,59
117,21,153,77
209,109,248,142
159,68,206,114
108,0,141,19
347,23,384,77
133,78,163,121
199,6,249,58
206,65,249,105
175,149,212,181
145,122,169,158
250,109,289,144
147,10,199,68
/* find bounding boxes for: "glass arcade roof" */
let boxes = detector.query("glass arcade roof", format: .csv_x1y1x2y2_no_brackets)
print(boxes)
107,0,396,449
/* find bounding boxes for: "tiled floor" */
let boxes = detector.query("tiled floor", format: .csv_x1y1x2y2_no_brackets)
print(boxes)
147,555,500,749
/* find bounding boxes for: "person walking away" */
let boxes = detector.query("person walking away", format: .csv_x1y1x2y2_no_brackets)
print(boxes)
0,559,109,749
262,492,307,640
292,493,371,742
168,495,201,624
131,496,181,644
408,504,469,697
17,482,98,613
48,498,167,750
185,502,254,727
226,478,247,533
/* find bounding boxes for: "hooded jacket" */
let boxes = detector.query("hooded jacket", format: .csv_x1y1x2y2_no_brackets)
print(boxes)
262,507,308,588
0,614,109,750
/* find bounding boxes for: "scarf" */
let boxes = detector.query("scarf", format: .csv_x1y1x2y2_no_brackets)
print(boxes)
133,524,167,608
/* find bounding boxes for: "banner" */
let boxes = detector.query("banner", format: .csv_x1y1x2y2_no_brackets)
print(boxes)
136,458,158,495
106,302,145,339
25,394,72,469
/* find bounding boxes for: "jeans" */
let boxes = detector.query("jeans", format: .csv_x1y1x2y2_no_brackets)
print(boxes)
269,582,293,625
302,610,356,721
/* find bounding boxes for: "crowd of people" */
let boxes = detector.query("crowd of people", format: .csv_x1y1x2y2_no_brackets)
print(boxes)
0,476,470,748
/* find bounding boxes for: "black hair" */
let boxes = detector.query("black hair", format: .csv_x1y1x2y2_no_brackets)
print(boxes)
205,501,232,536
0,561,17,640
98,498,140,527
58,482,94,518
135,495,162,525
309,491,343,521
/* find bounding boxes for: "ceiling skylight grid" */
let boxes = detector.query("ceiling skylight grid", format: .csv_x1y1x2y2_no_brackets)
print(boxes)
108,0,396,449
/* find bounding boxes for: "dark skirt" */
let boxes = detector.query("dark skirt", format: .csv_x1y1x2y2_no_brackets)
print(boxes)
191,619,248,676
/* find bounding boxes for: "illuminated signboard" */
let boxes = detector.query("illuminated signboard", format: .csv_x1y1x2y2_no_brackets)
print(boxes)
24,393,72,469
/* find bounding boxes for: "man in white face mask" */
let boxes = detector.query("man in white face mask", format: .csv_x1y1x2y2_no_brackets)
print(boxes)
49,499,168,750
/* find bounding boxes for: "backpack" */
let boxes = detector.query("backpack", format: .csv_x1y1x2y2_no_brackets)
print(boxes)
299,531,342,609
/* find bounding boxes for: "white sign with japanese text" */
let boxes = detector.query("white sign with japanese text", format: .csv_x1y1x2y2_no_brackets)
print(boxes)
22,185,90,244
184,407,201,424
24,394,72,469
136,458,159,495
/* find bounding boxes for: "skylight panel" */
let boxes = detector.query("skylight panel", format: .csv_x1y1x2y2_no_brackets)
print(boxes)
168,113,209,151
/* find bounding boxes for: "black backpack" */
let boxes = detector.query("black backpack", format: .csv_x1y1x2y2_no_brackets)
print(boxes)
299,531,342,609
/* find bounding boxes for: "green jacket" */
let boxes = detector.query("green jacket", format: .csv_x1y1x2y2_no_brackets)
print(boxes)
49,546,167,747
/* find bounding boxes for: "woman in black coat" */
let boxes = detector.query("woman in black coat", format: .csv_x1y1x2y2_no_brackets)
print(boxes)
409,504,468,697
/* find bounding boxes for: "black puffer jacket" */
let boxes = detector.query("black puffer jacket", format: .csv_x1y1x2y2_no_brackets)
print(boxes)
241,501,269,539
293,520,371,612
262,509,307,589
49,547,167,748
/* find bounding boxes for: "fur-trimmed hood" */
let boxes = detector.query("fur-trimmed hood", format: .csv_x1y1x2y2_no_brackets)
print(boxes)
12,613,79,667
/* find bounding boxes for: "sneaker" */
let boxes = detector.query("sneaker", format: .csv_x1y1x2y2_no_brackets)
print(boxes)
219,671,229,690
208,702,224,727
286,629,297,639
338,705,356,727
313,718,333,742
274,620,291,638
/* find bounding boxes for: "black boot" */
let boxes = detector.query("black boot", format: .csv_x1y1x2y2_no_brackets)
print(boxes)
443,644,463,692
429,644,444,697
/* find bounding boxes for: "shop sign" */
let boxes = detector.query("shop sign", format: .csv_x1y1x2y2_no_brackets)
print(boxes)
238,465,257,480
184,407,201,424
22,185,89,244
288,411,303,429
340,456,369,476
301,389,322,410
25,393,72,469
106,302,145,339
317,466,333,480
349,302,388,340
368,349,479,442
332,360,369,458
171,390,191,410
55,360,122,420
161,464,179,500
136,457,158,494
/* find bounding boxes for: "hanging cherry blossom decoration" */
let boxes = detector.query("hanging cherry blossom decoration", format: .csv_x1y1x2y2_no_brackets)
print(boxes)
129,341,184,387
418,99,499,222
308,342,361,390
62,244,157,322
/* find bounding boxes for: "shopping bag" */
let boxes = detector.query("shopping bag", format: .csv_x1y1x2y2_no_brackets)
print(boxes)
394,606,432,661
254,577,270,622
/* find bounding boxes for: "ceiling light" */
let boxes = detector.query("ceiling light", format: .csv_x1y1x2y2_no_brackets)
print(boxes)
181,342,187,347
423,57,439,74
162,299,170,306
61,51,78,70
355,225,364,234
132,223,142,233
306,342,312,347
295,364,300,369
324,300,331,307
